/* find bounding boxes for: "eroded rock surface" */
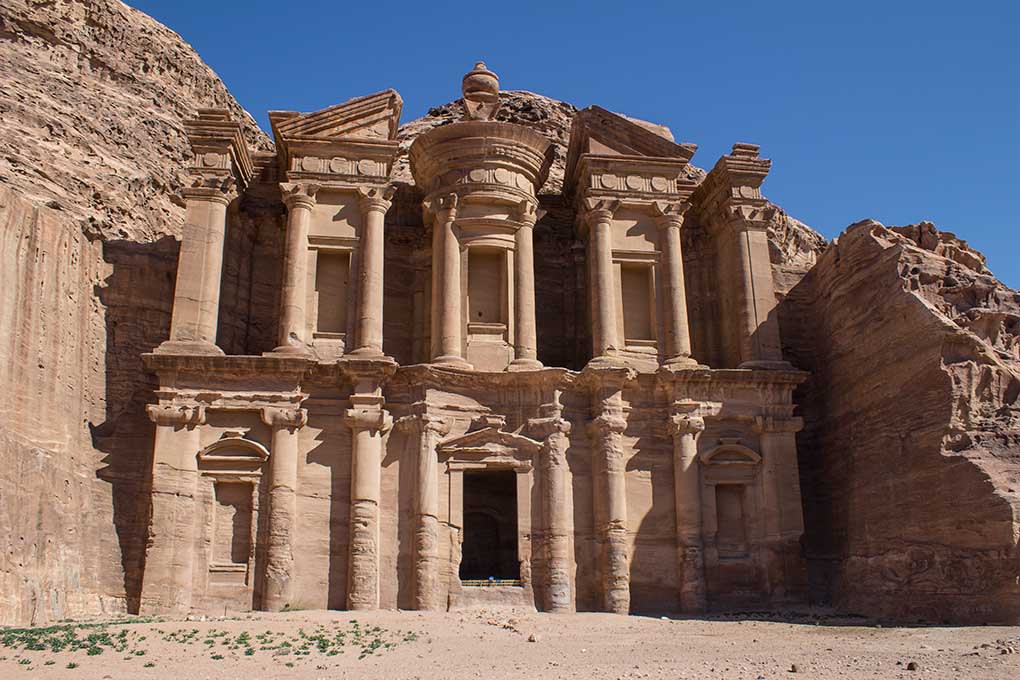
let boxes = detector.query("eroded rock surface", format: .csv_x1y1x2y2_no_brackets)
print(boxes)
781,219,1020,623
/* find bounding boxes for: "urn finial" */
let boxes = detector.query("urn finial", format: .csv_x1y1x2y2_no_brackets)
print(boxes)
461,61,500,121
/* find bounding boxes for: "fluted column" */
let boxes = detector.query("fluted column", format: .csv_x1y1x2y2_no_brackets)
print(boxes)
590,409,629,614
532,411,573,612
409,414,450,610
510,201,542,370
582,199,621,359
429,193,471,368
274,183,319,353
653,202,697,367
139,404,205,615
345,401,392,610
260,406,307,611
352,187,393,356
158,184,234,355
668,402,706,612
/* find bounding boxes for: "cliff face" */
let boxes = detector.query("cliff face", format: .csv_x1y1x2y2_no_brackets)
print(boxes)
781,220,1020,623
0,0,268,624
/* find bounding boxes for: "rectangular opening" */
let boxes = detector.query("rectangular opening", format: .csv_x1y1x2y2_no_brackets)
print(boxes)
620,263,653,342
715,484,749,558
315,250,350,334
460,470,520,583
213,482,253,566
467,248,504,324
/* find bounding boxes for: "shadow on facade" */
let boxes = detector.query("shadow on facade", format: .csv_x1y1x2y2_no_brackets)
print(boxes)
90,236,180,614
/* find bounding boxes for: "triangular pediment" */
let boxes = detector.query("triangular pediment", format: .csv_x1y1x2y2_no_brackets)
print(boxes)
270,89,403,143
438,427,542,456
569,105,696,161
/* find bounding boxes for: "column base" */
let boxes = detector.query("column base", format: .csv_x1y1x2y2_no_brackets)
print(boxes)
738,359,795,370
661,355,704,369
347,346,387,359
508,357,543,372
265,344,315,358
431,355,473,370
153,340,224,356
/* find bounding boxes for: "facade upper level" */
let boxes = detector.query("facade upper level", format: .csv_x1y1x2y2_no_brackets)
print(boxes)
153,64,792,374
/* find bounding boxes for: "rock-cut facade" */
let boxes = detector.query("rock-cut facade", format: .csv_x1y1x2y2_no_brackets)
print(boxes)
141,63,811,616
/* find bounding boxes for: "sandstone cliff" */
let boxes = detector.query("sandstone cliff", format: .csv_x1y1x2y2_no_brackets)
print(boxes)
0,0,268,624
781,220,1020,623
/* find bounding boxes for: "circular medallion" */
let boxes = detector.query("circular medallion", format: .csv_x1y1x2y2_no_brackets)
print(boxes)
650,176,669,192
301,156,321,173
515,173,531,190
468,168,488,183
599,173,618,190
626,175,643,191
202,152,220,167
357,159,376,175
494,168,511,184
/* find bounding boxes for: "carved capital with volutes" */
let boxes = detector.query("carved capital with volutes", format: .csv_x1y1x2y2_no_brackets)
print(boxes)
668,413,705,437
580,197,621,228
147,403,206,428
357,185,395,215
754,414,804,434
726,200,776,232
651,200,689,231
588,413,627,438
513,198,544,228
280,182,320,211
182,175,237,206
423,192,459,225
261,406,307,432
344,406,393,433
529,415,572,441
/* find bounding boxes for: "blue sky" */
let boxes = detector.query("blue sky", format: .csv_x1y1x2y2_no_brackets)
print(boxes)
128,0,1019,287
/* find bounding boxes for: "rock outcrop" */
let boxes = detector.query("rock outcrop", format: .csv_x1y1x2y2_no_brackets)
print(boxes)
781,219,1020,623
0,0,268,624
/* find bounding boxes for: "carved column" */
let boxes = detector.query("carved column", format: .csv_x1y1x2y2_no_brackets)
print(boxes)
532,408,573,612
352,187,394,356
429,194,470,368
653,202,697,367
345,400,392,610
140,404,205,615
730,213,784,366
273,183,319,353
159,184,234,354
407,414,451,610
668,402,707,612
582,199,621,359
754,410,805,600
510,200,542,370
589,397,629,614
260,406,307,611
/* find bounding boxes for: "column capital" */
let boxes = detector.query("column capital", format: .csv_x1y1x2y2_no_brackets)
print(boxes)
668,413,705,437
754,414,804,434
261,406,307,431
147,403,206,428
357,185,395,214
580,197,621,227
726,200,776,232
344,406,393,433
280,182,321,210
651,200,690,230
530,415,572,440
512,198,544,227
589,413,627,437
396,412,452,438
182,177,236,206
423,192,459,222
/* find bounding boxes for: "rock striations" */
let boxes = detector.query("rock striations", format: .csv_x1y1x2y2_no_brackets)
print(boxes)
0,0,1015,625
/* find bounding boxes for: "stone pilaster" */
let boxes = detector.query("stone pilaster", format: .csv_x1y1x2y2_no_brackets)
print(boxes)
668,401,707,613
652,202,698,368
754,408,805,601
581,198,621,361
532,413,574,612
509,200,543,371
402,413,451,611
273,183,319,354
260,406,307,611
344,394,392,610
428,193,471,368
351,186,394,357
139,403,206,615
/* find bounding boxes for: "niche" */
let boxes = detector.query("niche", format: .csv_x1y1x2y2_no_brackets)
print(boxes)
315,250,350,334
620,263,654,344
213,481,254,566
714,484,749,558
467,248,505,324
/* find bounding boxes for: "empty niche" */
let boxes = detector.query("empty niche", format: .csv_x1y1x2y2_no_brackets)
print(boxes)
315,250,350,333
213,481,254,566
715,484,748,558
468,248,504,324
621,263,654,342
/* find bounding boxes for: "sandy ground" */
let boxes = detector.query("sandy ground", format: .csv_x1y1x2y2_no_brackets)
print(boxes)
1,609,1018,679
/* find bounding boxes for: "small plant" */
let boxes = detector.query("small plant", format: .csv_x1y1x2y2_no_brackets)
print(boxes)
144,661,155,668
18,658,31,665
66,662,79,669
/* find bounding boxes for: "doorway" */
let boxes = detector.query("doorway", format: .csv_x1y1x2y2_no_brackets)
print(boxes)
459,470,519,582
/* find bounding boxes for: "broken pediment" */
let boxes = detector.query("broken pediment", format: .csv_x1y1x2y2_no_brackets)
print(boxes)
269,89,403,144
567,105,695,167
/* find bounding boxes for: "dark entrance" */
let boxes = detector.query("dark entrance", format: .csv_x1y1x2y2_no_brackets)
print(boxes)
459,470,519,582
